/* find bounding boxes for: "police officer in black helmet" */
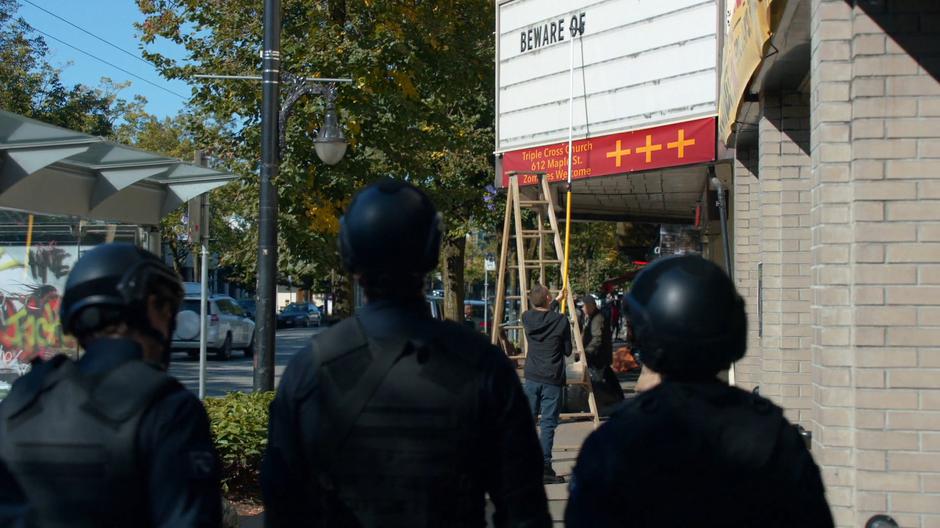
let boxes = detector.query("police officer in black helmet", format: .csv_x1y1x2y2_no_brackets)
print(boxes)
261,178,551,527
0,243,222,527
566,255,833,527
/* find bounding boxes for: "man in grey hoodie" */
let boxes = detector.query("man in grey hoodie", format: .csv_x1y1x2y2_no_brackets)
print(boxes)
521,284,570,483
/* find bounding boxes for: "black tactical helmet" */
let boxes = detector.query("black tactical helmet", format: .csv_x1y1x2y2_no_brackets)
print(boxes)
61,243,183,338
625,254,746,379
339,178,442,275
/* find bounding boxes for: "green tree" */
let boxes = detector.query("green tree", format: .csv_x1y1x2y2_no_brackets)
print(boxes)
0,0,124,135
564,221,658,295
137,0,496,318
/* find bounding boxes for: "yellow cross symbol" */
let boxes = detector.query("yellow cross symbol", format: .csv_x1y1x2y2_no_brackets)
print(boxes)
635,134,663,163
605,140,631,168
667,129,696,159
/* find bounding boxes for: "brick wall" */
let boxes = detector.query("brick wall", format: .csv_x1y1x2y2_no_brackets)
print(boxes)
808,1,940,526
758,92,814,426
810,2,857,525
733,147,762,391
850,2,940,525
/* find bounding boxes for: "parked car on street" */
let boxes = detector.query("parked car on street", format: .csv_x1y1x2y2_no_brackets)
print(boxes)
277,302,322,328
172,295,256,360
237,298,257,320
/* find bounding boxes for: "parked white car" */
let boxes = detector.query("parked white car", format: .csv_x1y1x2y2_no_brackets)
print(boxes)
172,295,256,360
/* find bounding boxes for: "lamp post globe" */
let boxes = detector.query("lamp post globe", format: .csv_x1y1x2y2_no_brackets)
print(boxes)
314,102,347,165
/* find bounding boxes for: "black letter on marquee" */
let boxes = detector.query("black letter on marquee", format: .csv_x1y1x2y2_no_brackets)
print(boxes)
550,21,557,43
533,25,542,49
570,12,586,37
558,18,565,41
527,29,533,51
520,31,526,53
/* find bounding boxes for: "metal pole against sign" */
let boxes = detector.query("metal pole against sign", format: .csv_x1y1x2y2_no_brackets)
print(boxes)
255,0,280,392
560,25,576,315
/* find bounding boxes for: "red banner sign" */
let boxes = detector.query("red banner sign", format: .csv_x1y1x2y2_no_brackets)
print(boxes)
500,116,716,187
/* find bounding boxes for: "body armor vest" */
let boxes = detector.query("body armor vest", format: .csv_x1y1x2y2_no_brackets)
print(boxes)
307,317,486,528
0,354,177,528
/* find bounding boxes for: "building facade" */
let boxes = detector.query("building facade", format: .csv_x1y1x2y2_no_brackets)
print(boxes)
723,1,940,525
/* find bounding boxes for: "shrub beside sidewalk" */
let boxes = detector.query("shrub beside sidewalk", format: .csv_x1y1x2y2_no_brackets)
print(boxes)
204,391,275,506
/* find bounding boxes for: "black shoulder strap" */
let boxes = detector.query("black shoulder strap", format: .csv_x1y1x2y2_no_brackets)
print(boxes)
313,315,410,466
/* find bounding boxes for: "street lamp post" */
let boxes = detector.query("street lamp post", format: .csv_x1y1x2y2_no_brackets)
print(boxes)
195,1,352,392
255,0,281,391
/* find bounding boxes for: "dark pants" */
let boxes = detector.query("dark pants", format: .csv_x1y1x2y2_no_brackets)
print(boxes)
589,366,625,415
523,380,561,466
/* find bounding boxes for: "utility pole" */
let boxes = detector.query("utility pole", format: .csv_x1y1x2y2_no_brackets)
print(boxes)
255,0,281,391
484,253,495,332
194,150,210,399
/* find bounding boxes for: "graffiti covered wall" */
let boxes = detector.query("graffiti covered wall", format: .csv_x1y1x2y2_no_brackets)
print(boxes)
0,243,77,380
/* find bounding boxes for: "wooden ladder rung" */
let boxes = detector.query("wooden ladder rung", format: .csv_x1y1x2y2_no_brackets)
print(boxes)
509,261,561,268
515,229,554,238
519,199,549,207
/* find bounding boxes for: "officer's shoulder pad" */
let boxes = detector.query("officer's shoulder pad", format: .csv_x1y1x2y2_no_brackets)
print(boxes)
429,319,495,363
2,355,70,418
312,317,368,365
613,385,667,416
740,387,784,418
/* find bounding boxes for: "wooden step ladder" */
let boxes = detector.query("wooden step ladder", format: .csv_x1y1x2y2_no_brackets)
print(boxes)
491,172,600,426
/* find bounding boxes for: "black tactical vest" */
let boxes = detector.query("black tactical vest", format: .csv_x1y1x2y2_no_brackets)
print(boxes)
0,354,177,528
307,316,486,528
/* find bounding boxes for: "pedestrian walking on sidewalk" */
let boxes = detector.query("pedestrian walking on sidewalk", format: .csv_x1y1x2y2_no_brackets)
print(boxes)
261,178,551,528
0,243,222,528
521,284,570,484
566,255,833,527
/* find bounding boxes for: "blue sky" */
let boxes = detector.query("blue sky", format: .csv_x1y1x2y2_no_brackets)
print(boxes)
17,0,191,119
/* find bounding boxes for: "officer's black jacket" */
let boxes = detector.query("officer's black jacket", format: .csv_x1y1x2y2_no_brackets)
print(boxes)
261,299,551,527
566,380,834,528
0,338,222,527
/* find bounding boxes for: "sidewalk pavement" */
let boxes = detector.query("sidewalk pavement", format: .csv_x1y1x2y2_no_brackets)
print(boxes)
545,420,597,525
